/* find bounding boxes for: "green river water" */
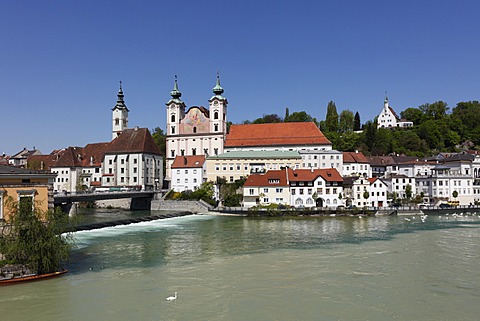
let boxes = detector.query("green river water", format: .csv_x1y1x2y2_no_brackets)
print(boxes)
1,208,480,320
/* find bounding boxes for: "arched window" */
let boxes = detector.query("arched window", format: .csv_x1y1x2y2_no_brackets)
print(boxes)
214,124,218,131
171,114,175,122
306,198,313,205
115,118,119,125
193,127,197,133
192,148,196,155
214,111,219,119
171,126,175,134
295,198,303,205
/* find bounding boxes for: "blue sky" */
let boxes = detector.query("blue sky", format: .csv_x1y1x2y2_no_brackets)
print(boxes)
1,0,479,155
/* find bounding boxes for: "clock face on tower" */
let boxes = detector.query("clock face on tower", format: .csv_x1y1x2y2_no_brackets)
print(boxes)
214,101,218,106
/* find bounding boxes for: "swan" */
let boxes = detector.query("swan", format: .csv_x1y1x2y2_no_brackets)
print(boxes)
166,292,177,301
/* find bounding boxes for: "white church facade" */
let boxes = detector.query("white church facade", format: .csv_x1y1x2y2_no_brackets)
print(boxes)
165,75,228,182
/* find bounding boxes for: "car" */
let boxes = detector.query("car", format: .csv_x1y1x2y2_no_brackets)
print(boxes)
439,203,451,209
418,203,431,208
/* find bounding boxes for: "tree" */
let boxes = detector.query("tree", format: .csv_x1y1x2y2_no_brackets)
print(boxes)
354,112,361,131
284,111,314,123
152,127,166,155
284,107,290,121
251,114,283,124
325,101,339,132
405,184,413,201
0,198,74,275
338,110,354,133
452,190,458,200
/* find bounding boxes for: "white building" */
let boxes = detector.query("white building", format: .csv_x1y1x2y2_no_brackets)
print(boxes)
165,75,227,183
298,149,343,172
342,151,371,178
368,177,389,207
102,127,163,190
243,169,290,208
377,96,413,128
171,155,206,192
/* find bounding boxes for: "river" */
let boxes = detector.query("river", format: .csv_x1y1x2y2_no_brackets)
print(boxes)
1,209,480,320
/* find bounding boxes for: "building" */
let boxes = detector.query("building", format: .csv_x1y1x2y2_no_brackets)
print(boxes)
288,168,343,208
165,75,228,183
224,122,332,152
102,127,163,190
298,149,343,172
243,169,290,208
171,155,206,192
376,97,413,128
342,151,371,178
112,82,129,140
205,150,302,184
0,164,56,221
9,148,42,167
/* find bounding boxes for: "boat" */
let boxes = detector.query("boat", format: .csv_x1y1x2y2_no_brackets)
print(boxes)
0,269,68,285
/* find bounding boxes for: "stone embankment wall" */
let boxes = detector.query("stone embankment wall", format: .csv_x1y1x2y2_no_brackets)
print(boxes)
95,198,132,209
151,200,212,213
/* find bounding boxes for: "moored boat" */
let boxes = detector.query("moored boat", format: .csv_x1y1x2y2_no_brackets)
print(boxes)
0,269,68,285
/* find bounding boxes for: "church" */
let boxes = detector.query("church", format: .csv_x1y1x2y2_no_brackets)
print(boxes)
165,75,228,182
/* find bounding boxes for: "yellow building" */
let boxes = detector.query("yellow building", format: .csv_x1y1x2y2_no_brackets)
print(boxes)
205,150,302,183
0,165,56,222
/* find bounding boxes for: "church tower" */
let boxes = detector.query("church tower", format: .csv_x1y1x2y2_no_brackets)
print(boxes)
112,81,129,140
166,76,186,137
209,73,228,136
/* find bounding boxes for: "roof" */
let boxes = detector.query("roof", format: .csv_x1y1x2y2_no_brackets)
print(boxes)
225,122,331,148
0,164,55,177
243,169,289,187
11,148,42,159
107,127,162,155
287,168,343,183
172,155,206,169
208,150,301,160
343,151,369,164
81,142,110,166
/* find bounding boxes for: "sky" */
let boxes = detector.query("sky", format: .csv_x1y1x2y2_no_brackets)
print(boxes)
1,0,479,155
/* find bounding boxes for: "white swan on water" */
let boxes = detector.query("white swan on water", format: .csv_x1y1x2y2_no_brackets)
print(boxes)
166,292,177,301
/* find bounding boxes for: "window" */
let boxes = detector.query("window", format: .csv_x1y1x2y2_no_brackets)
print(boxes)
134,168,137,173
171,150,175,157
249,189,254,195
176,170,180,174
214,111,219,119
299,188,304,195
133,158,137,164
264,188,268,193
185,178,188,183
171,126,175,134
121,168,124,174
177,179,180,183
171,114,175,122
192,148,196,156
214,124,219,131
121,159,125,165
193,127,197,133
193,178,197,183
292,189,296,195
109,160,112,165
133,177,137,183
276,188,283,193
115,118,119,125
263,198,269,203
181,149,185,156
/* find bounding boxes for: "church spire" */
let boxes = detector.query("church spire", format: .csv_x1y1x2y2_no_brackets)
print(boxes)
212,71,224,96
113,80,129,111
170,75,182,100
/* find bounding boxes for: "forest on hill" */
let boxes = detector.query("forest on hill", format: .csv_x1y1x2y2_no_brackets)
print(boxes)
152,100,480,157
239,100,480,157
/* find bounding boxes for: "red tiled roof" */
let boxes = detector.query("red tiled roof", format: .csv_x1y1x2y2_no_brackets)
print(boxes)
82,142,110,166
53,147,84,167
225,122,331,147
107,128,162,155
171,155,206,169
244,169,289,187
287,168,343,183
343,151,369,163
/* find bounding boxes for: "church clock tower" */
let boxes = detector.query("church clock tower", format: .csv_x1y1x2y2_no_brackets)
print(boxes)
112,81,129,140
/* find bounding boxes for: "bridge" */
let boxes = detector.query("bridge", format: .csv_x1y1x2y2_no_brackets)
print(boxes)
54,190,159,214
53,190,156,205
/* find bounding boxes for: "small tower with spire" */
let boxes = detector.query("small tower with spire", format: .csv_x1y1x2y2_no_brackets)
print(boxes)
112,81,129,140
208,72,228,135
166,75,186,137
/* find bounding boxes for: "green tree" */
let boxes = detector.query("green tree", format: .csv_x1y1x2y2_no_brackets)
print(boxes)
251,114,283,124
338,110,354,133
284,107,290,121
405,184,413,200
325,101,339,132
0,199,74,275
354,112,361,131
401,107,424,125
452,190,458,200
284,111,314,123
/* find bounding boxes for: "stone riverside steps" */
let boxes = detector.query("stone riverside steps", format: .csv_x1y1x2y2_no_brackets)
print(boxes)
64,211,193,232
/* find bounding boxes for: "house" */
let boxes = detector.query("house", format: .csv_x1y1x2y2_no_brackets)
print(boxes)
9,148,42,167
298,149,343,172
342,151,371,178
243,169,289,208
367,177,388,207
0,164,56,222
102,127,163,190
288,168,343,208
376,96,413,128
171,155,206,192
